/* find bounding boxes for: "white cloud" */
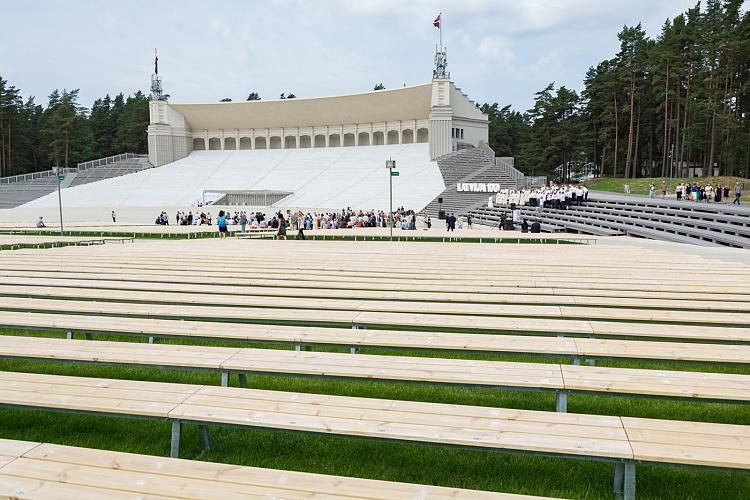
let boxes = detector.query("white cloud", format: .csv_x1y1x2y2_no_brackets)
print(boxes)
0,0,708,110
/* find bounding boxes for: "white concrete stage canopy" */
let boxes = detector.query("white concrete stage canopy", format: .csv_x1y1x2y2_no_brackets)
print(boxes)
20,144,444,211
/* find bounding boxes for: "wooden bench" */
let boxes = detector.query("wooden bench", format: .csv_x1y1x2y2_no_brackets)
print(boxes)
3,275,750,313
0,439,526,499
2,311,750,367
1,371,748,500
6,283,750,326
3,257,748,293
3,296,750,344
1,335,749,412
3,256,749,296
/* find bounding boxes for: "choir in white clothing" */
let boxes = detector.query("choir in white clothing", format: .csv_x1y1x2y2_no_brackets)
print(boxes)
491,184,589,209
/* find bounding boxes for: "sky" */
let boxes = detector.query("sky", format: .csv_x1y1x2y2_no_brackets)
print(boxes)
0,0,709,112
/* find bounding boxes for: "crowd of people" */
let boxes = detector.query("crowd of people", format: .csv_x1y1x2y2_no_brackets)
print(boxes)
153,206,432,237
628,181,744,204
488,184,589,210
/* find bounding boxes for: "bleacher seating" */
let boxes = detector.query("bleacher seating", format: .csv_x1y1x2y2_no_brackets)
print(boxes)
69,156,151,187
0,176,59,209
470,191,750,248
20,145,444,210
0,155,151,209
424,148,517,216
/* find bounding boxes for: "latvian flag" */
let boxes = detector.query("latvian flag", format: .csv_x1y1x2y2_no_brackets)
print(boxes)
433,14,441,29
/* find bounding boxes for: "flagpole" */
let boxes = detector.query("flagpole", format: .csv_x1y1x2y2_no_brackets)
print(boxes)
439,12,443,51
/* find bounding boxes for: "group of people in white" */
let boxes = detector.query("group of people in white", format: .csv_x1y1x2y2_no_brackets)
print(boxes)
489,184,589,210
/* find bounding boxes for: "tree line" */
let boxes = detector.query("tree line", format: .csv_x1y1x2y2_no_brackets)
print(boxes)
0,77,148,177
2,2,747,181
483,0,750,180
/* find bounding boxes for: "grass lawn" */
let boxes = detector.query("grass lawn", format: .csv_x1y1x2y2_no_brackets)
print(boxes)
587,176,748,196
0,328,749,499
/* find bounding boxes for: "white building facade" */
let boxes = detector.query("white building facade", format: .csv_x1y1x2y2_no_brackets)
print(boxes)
148,79,488,167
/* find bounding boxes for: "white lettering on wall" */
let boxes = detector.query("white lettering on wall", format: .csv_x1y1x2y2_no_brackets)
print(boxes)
456,183,502,193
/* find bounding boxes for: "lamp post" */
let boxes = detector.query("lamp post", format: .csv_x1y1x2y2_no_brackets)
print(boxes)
53,165,64,234
386,158,396,241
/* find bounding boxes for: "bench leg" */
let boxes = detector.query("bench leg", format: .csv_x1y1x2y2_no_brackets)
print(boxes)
220,371,229,387
623,463,635,500
238,373,248,388
586,358,596,366
613,462,624,496
84,333,93,341
170,420,181,458
198,424,211,451
350,347,360,354
66,330,73,340
571,356,580,365
555,390,568,413
294,343,301,352
148,336,155,344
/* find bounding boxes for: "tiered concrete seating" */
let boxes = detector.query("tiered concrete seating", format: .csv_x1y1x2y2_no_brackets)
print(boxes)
471,191,750,248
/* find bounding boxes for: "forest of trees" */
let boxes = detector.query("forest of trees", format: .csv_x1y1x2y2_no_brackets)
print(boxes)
0,78,149,177
1,2,747,181
483,0,750,180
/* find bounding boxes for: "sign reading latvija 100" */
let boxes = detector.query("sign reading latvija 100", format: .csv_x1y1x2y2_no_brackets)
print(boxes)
456,183,502,193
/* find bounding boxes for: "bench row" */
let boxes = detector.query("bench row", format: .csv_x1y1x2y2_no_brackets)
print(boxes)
3,283,750,325
0,440,532,499
6,274,750,311
4,297,750,343
2,370,748,500
2,335,748,412
3,311,749,365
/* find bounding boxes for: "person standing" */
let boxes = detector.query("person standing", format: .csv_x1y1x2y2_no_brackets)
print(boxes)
239,211,247,234
216,210,228,238
649,184,656,199
734,183,743,205
111,210,116,223
466,213,473,229
277,213,287,239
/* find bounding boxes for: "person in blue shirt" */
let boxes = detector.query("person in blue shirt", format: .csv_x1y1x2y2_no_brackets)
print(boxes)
217,210,228,238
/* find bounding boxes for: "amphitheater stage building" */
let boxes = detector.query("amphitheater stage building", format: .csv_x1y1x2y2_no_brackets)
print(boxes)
22,78,492,212
147,79,488,166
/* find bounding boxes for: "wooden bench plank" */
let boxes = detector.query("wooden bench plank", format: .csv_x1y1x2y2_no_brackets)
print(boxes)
3,311,750,367
621,417,750,469
7,274,750,310
561,365,750,401
2,441,540,499
3,335,750,407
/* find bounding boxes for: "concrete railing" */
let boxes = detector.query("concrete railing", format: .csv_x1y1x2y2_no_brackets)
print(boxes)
0,153,148,185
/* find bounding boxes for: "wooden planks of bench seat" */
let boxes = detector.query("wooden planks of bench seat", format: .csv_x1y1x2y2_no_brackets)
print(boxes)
0,371,634,461
560,365,750,401
3,311,750,365
5,268,750,304
0,371,198,418
4,275,750,312
621,417,750,469
172,386,633,459
0,335,566,391
0,441,541,499
3,335,750,404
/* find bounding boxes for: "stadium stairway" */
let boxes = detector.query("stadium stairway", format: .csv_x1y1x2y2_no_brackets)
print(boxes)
423,148,517,216
470,191,750,248
0,155,151,209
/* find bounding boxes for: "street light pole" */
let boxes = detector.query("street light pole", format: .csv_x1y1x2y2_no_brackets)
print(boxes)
386,158,395,242
54,165,64,234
